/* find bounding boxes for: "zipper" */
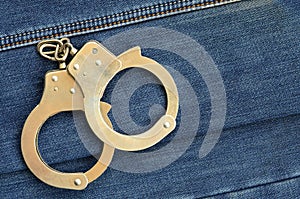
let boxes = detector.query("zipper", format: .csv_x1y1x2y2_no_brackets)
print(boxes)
0,0,240,51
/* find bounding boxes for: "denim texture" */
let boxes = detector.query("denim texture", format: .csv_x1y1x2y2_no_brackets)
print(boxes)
0,0,238,51
0,0,299,198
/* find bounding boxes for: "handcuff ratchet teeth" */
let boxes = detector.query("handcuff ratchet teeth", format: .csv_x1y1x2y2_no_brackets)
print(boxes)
21,38,179,190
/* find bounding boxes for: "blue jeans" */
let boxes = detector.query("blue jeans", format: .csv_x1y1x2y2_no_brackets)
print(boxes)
0,0,299,198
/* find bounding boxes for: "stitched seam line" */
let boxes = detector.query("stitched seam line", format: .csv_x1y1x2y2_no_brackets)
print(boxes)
0,0,240,51
201,174,300,198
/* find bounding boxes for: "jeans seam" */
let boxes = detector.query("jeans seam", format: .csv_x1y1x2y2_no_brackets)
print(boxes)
0,0,240,51
200,174,300,198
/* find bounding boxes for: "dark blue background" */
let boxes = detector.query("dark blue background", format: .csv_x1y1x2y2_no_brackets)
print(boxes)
0,0,299,198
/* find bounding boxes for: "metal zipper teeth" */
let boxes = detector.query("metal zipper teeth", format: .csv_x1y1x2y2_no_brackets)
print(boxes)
0,0,240,51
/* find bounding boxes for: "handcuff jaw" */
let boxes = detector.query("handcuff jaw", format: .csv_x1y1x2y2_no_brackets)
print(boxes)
21,69,114,190
67,41,179,151
22,38,179,189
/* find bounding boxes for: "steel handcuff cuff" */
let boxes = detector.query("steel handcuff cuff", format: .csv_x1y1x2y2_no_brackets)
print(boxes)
21,38,179,190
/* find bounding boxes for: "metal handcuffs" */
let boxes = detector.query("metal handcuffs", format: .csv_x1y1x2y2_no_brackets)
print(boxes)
21,39,179,189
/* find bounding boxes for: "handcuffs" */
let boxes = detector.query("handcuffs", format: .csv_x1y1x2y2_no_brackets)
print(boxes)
21,38,179,190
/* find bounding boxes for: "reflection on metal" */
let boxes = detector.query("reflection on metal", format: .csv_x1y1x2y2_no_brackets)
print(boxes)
68,41,179,151
21,38,179,189
21,69,114,190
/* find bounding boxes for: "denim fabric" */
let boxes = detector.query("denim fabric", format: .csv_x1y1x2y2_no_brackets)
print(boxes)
0,0,300,198
0,0,238,51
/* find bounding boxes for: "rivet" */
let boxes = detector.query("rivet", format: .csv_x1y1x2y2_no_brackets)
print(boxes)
95,60,102,66
74,178,81,186
92,48,98,54
83,72,87,76
163,122,170,129
51,76,58,82
73,64,80,70
54,87,59,91
70,88,76,94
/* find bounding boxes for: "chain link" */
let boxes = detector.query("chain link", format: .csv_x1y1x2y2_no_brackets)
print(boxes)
37,38,77,69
